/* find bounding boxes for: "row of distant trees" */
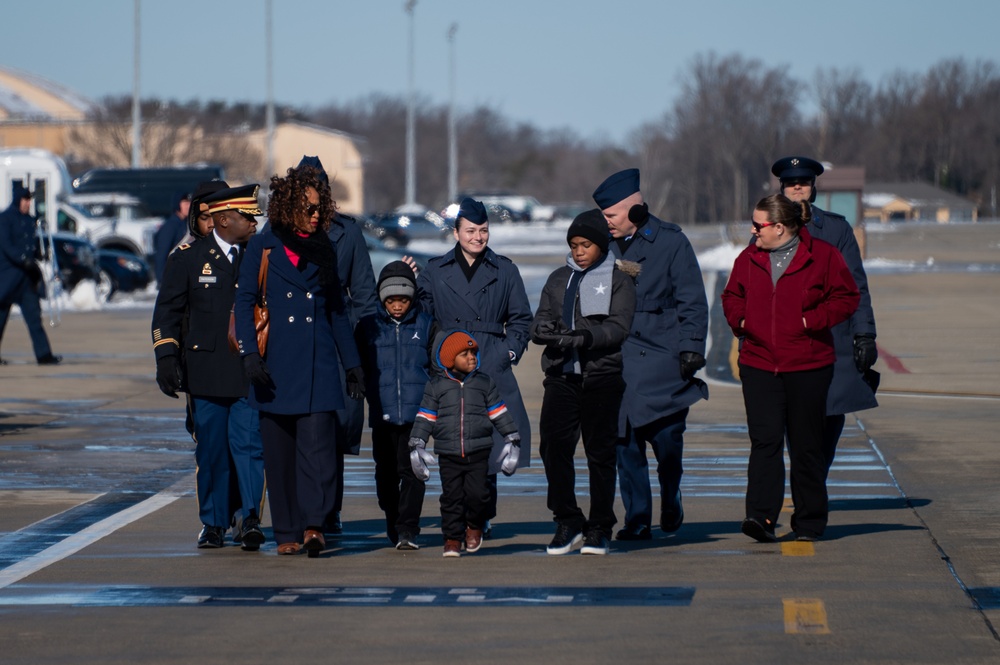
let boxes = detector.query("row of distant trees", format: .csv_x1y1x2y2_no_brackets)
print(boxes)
70,55,1000,223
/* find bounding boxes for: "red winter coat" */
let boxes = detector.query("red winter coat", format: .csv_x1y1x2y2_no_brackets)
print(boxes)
721,227,859,374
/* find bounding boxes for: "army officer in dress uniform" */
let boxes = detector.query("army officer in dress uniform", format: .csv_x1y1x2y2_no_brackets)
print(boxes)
151,184,266,550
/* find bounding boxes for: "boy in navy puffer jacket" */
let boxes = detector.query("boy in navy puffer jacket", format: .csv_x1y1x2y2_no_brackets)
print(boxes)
408,330,521,557
355,261,435,550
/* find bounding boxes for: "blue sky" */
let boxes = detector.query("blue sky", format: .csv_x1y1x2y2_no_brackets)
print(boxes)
3,1,998,143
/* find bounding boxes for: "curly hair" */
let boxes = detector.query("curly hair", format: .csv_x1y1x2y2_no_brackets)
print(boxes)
267,165,336,232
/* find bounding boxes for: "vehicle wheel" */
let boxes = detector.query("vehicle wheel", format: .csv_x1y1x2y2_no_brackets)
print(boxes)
97,270,116,302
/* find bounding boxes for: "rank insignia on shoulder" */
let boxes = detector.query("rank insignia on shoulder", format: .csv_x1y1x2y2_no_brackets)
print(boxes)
177,243,191,251
202,263,212,275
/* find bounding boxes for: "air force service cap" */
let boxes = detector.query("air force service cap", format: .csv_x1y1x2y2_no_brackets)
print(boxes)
457,197,488,226
203,184,262,216
593,168,640,209
771,156,824,181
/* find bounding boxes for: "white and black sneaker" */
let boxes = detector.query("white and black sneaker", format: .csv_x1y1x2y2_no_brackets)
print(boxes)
396,532,420,550
581,530,610,555
546,523,584,555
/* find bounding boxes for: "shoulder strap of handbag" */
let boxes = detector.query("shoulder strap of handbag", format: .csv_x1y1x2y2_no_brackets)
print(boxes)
258,248,271,306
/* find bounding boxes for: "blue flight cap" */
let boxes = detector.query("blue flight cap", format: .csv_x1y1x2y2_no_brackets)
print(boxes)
12,183,32,200
593,168,640,209
297,155,329,185
771,156,824,181
457,197,488,226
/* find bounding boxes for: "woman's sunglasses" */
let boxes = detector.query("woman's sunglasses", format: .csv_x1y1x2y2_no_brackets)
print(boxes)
305,203,321,216
751,221,776,232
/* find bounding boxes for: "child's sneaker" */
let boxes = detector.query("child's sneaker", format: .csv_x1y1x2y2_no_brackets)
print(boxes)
443,539,462,557
546,523,583,555
396,532,419,550
580,530,610,555
465,527,483,553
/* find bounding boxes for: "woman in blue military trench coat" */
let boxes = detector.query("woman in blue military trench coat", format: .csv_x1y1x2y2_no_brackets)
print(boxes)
234,164,363,557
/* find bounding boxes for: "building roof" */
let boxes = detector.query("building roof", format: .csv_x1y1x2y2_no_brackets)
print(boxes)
0,67,93,121
864,182,976,211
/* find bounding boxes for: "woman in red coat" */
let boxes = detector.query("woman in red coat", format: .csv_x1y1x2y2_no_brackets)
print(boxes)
722,194,859,543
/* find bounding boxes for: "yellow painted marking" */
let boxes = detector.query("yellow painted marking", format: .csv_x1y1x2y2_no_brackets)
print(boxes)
781,541,816,556
783,598,831,634
728,337,740,380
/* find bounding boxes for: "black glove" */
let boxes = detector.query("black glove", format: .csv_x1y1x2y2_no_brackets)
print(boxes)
853,334,878,373
23,261,42,285
679,352,706,381
345,366,365,400
556,329,593,349
155,356,182,398
242,352,273,388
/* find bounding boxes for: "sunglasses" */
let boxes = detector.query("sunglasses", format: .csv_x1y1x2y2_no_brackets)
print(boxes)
751,221,777,232
305,203,321,216
782,178,813,188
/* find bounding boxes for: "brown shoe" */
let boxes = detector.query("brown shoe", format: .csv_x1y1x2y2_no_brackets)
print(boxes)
303,529,326,558
465,527,483,553
277,542,301,555
443,539,462,557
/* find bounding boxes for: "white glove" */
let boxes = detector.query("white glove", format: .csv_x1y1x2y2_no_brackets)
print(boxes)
500,433,521,477
408,437,435,482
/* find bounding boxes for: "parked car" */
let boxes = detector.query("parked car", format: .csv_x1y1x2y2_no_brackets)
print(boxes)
55,200,157,260
72,165,225,219
364,209,450,248
43,232,100,292
97,248,152,299
364,232,434,278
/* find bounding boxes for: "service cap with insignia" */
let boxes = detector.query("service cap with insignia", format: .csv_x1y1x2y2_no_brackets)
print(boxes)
203,184,262,216
771,156,824,181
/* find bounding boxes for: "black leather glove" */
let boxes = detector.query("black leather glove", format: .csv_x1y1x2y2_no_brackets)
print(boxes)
853,334,878,373
345,366,365,400
23,261,42,285
679,351,706,381
556,329,593,349
155,356,182,398
242,352,273,388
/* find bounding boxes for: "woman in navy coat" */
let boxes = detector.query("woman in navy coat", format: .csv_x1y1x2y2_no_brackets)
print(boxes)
415,199,532,527
234,164,363,557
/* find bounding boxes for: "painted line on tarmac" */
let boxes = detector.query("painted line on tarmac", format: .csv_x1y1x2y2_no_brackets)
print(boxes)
0,584,695,607
783,598,831,634
0,491,180,590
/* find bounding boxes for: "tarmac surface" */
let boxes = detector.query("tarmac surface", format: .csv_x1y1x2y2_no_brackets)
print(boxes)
0,221,998,664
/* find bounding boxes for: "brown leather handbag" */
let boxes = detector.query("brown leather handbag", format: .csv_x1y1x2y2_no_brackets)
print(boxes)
228,248,271,356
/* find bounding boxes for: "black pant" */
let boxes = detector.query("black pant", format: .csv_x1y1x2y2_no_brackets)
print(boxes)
259,411,338,545
740,364,833,537
372,422,426,535
539,373,624,537
438,450,490,541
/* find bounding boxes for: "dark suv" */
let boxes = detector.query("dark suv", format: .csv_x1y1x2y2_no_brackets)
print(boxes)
72,165,225,219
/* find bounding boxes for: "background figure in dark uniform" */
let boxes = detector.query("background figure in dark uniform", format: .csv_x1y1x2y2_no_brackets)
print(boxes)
770,157,878,473
414,198,533,535
154,192,192,284
296,155,378,536
0,184,60,365
595,169,708,541
151,185,266,550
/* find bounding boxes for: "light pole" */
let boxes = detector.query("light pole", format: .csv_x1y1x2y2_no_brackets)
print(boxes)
447,23,458,204
265,0,275,179
404,0,417,206
131,0,141,167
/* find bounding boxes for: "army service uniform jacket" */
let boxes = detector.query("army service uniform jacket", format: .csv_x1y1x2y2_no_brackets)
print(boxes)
151,235,248,398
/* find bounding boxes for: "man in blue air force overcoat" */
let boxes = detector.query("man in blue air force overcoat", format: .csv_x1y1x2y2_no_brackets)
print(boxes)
0,184,59,365
770,156,878,472
595,169,709,541
416,198,533,526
